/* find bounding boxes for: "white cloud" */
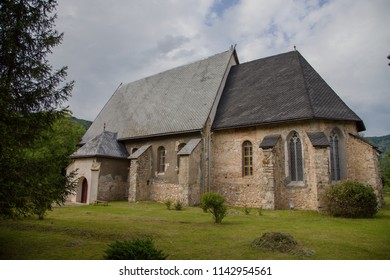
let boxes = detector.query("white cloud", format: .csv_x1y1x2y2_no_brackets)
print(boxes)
51,0,390,136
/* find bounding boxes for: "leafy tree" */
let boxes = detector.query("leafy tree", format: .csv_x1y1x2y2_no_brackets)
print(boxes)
201,192,227,223
0,0,74,218
23,114,84,219
381,151,390,195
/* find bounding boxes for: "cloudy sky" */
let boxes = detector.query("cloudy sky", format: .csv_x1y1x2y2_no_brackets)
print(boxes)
50,0,390,137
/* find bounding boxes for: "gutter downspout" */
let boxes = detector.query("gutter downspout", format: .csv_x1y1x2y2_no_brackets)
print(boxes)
201,131,205,194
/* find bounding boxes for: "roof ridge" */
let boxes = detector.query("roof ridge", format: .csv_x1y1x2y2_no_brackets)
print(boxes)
295,51,316,119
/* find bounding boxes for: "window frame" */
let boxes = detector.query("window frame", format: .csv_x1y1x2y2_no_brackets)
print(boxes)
157,146,166,173
329,130,341,182
242,140,253,177
288,132,304,182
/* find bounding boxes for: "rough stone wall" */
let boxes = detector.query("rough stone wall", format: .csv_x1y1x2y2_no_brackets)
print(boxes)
211,126,266,208
128,146,152,202
312,147,331,210
271,139,286,209
211,120,375,210
126,134,203,205
97,158,129,201
346,135,383,205
146,141,202,206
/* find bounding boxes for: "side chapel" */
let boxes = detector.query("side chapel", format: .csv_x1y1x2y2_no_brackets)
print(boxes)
66,48,383,210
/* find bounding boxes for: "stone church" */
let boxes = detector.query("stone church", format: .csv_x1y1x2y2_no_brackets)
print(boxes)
66,48,383,210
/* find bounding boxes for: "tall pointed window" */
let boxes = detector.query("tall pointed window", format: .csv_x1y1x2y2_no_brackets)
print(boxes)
243,141,253,176
330,130,341,181
289,132,303,181
158,146,166,173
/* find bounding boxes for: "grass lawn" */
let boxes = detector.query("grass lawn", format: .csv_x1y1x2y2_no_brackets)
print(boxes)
1,197,389,260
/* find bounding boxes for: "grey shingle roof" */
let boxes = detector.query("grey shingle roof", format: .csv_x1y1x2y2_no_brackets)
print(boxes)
259,134,281,149
306,132,330,147
81,50,235,144
177,138,202,155
128,144,151,159
212,51,365,131
71,131,129,159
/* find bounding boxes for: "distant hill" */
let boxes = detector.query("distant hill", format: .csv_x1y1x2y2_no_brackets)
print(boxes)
365,134,390,153
71,117,92,130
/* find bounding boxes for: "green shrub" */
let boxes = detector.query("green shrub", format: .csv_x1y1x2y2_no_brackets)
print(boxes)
243,205,251,215
201,192,227,223
104,238,168,260
174,201,183,211
164,199,172,210
325,180,378,218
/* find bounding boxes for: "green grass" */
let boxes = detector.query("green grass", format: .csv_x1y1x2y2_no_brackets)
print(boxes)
1,198,390,260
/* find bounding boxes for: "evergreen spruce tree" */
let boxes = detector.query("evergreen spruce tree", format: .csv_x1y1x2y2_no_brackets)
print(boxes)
0,0,74,218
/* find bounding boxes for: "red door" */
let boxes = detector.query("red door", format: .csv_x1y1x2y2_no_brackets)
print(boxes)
81,178,88,203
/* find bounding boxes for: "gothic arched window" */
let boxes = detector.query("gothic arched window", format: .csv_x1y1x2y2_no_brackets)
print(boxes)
289,132,303,181
330,130,341,181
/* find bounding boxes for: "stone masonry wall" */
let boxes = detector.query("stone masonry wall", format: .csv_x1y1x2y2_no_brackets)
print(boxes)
148,141,202,206
97,158,129,201
126,134,203,206
212,120,368,210
346,135,383,205
128,147,152,202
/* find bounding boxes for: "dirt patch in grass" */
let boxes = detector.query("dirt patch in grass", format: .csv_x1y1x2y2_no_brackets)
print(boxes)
251,232,315,257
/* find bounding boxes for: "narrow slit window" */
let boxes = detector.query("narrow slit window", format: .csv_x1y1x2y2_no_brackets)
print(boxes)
330,130,341,181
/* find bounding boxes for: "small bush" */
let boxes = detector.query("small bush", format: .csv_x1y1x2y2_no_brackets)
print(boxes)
325,180,378,218
243,206,251,215
174,201,183,211
201,192,227,223
104,238,168,260
164,199,172,210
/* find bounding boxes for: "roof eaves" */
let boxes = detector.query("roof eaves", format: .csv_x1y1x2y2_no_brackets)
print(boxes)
118,129,202,142
70,154,129,160
212,117,315,131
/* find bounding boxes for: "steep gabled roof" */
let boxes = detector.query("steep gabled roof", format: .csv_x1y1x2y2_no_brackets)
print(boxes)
71,131,129,159
212,51,365,131
81,50,236,144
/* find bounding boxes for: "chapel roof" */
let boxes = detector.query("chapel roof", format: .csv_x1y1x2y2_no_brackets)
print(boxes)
212,51,365,131
71,131,129,159
80,50,236,144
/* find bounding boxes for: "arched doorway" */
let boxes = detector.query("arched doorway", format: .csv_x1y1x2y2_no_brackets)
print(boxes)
81,178,88,203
